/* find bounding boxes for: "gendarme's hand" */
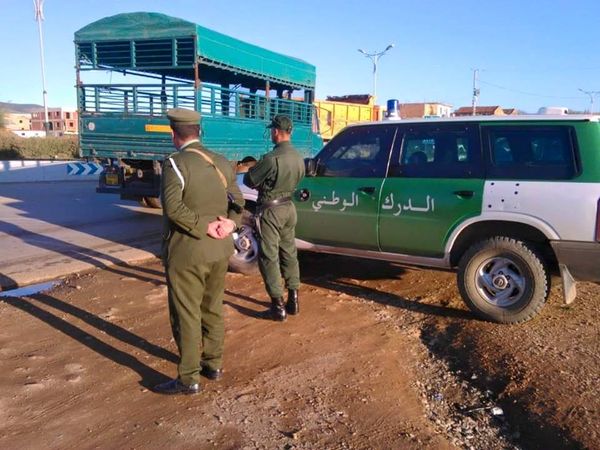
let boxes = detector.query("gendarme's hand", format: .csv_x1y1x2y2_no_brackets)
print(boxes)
216,216,236,237
236,160,257,173
207,216,236,239
206,220,221,239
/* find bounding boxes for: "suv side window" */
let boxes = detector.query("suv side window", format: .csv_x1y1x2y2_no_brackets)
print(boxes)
315,125,397,178
483,126,579,179
389,124,481,178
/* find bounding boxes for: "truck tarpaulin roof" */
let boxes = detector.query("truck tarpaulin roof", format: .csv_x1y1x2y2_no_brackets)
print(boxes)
74,12,316,90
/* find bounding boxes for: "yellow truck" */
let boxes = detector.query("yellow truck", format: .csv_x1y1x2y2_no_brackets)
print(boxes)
314,94,381,141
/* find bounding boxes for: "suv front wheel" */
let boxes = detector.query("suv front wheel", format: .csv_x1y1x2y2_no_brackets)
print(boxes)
228,210,259,274
457,237,550,324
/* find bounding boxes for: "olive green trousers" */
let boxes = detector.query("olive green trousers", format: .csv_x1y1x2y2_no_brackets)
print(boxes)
258,203,300,299
166,257,228,385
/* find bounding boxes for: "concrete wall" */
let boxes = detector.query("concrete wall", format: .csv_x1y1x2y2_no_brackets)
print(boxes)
0,160,101,183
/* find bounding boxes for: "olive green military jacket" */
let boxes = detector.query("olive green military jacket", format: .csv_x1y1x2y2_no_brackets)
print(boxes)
243,141,305,203
161,141,244,265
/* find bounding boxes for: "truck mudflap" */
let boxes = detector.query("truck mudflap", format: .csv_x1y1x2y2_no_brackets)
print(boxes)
96,166,161,200
96,166,121,194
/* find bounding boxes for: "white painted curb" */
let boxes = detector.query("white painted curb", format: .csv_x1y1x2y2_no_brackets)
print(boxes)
0,160,101,183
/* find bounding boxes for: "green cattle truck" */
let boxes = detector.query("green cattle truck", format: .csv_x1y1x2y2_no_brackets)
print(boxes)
74,12,322,208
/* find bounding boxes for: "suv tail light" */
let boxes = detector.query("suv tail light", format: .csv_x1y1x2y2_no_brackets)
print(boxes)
596,199,600,242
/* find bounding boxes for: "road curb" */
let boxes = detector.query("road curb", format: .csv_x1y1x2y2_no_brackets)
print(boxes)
0,248,160,291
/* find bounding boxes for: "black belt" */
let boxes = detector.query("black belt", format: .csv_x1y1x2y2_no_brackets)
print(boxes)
254,197,292,237
258,196,292,209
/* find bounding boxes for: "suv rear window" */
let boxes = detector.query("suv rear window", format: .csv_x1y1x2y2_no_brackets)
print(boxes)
483,126,578,180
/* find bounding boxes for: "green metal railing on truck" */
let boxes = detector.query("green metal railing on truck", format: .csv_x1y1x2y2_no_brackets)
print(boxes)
79,83,312,124
74,12,322,200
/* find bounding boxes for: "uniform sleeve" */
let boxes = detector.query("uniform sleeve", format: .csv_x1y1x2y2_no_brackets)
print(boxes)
226,169,245,227
161,158,208,239
243,156,274,189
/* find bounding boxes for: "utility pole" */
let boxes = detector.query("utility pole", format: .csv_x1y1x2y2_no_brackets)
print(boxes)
34,0,50,136
578,88,600,114
471,69,480,116
357,44,394,102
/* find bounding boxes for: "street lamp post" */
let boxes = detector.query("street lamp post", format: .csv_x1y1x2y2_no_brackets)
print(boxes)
357,44,394,101
34,0,50,136
578,88,600,114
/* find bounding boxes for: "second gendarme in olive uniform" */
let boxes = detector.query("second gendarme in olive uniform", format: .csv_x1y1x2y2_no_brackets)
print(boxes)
154,108,244,396
243,115,305,321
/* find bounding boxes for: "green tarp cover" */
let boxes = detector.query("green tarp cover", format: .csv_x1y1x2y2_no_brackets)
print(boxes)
75,12,316,89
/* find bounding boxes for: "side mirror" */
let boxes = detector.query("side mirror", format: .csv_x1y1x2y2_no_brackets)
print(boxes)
305,158,318,177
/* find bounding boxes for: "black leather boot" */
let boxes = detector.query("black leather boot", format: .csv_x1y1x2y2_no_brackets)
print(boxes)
270,297,287,322
286,289,299,315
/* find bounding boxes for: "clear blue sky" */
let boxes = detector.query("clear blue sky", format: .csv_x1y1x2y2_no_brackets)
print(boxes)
1,0,599,113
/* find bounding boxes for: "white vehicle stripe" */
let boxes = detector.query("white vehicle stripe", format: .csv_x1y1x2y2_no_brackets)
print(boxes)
481,180,600,241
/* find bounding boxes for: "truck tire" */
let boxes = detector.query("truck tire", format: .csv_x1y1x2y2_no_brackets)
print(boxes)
229,210,259,274
142,196,162,209
457,237,550,324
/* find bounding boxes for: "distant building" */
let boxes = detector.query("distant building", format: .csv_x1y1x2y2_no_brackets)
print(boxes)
30,108,78,135
397,102,453,119
5,113,31,131
454,106,507,116
11,130,45,138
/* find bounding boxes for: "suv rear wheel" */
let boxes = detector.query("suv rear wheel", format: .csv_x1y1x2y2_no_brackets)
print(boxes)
458,237,549,324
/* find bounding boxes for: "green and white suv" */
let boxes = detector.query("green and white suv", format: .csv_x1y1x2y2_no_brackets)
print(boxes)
234,115,600,323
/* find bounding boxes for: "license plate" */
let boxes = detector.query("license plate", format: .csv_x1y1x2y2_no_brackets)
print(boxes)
105,173,119,186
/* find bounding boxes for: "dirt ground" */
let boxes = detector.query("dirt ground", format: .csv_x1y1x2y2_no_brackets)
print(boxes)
0,252,598,449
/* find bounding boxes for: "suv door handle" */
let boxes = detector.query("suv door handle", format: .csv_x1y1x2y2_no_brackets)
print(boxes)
358,186,376,195
453,190,474,198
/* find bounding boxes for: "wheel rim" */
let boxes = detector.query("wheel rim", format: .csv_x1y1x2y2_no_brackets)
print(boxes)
475,256,527,307
232,224,259,264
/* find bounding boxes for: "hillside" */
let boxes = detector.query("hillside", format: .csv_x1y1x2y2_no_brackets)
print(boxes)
0,102,45,113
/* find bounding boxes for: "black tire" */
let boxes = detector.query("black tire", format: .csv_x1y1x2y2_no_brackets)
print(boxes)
228,209,259,274
142,196,162,209
457,237,550,324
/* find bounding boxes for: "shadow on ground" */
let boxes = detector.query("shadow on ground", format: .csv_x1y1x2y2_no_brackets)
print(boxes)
1,291,175,389
299,252,472,321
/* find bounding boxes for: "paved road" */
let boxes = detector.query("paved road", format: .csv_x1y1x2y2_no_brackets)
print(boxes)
0,181,162,290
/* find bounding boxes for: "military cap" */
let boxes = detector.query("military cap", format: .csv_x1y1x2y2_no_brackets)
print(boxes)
167,108,201,125
266,114,293,132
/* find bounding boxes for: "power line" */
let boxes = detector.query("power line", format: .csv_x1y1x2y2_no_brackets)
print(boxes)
479,79,584,99
578,88,600,114
474,65,600,74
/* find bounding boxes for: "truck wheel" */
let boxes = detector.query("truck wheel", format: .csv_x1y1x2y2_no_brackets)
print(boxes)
142,196,162,209
229,210,259,274
457,237,549,324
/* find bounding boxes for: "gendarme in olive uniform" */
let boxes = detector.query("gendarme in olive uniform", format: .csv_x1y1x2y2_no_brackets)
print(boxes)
243,115,305,321
155,108,244,395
